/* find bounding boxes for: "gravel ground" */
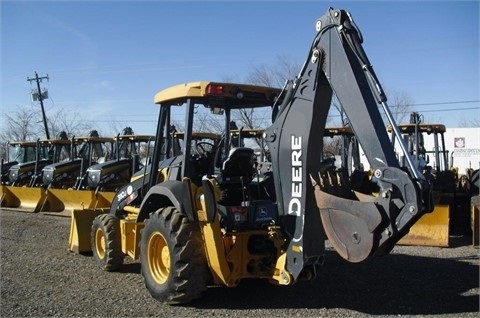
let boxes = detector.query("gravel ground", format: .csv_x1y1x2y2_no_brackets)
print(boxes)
0,209,478,317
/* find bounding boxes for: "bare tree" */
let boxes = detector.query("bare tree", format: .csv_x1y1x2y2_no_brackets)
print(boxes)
192,108,224,133
246,54,300,89
48,107,95,138
246,64,279,88
384,89,414,125
0,105,43,160
328,95,348,127
458,116,480,127
234,55,301,131
0,105,43,142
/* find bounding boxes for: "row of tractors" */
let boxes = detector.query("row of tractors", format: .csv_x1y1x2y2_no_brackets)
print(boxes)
0,127,155,216
2,108,478,245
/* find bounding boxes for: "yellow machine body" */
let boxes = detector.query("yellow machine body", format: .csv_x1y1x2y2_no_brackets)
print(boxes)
196,180,291,287
119,217,144,260
199,219,290,287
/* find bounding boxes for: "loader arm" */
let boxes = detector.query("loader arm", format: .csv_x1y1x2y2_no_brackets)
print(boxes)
264,7,432,280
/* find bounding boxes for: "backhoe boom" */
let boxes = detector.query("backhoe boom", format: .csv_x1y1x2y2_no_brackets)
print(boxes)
265,7,432,280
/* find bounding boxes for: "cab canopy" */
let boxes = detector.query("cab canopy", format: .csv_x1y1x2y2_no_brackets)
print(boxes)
154,81,281,110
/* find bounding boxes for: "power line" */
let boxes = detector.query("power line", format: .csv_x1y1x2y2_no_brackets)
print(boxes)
395,100,479,108
413,100,478,106
410,107,479,113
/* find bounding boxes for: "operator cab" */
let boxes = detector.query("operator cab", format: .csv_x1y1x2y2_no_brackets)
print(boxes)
42,130,114,189
146,81,282,230
8,132,71,187
1,141,38,185
82,130,155,192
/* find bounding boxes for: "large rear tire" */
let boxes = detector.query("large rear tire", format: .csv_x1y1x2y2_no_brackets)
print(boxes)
140,206,210,304
91,214,124,271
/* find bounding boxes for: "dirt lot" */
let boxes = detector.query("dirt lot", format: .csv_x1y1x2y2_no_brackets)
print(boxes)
1,209,478,317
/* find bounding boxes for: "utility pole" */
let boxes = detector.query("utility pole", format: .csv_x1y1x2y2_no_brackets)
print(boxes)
27,72,50,139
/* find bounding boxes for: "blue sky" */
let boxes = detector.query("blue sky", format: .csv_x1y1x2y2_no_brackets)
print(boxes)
1,0,479,136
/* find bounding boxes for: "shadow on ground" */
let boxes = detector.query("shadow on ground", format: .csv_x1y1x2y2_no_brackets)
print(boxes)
188,247,479,315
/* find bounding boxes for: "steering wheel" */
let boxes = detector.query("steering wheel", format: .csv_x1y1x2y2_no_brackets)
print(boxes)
322,151,336,161
195,142,215,156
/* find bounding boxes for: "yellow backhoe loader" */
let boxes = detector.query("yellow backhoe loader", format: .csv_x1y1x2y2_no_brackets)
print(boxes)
69,7,433,304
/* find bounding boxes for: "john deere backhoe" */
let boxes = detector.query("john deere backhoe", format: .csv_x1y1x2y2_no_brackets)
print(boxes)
69,7,432,304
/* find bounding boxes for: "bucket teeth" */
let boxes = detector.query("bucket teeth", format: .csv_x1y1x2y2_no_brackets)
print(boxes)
314,167,355,200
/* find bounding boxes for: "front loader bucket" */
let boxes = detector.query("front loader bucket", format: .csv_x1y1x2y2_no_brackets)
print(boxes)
0,185,46,213
398,204,450,247
398,191,451,247
41,189,115,217
96,191,116,208
69,208,108,253
0,185,6,204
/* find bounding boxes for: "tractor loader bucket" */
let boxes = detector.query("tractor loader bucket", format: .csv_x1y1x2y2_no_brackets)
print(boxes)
398,192,450,247
398,203,450,247
95,191,116,207
0,185,46,213
69,207,108,253
41,188,115,217
0,185,5,203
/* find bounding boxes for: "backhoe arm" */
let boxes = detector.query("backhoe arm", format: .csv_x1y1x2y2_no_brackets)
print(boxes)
264,7,432,280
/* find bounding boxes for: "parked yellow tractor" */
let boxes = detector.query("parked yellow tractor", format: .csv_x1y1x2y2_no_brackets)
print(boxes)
69,7,433,304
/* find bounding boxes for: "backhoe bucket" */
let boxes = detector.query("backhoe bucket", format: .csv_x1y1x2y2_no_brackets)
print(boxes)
41,189,115,217
69,207,108,253
0,185,46,213
398,194,450,247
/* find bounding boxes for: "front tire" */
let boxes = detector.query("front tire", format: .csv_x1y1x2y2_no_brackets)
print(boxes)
91,214,124,271
140,207,210,304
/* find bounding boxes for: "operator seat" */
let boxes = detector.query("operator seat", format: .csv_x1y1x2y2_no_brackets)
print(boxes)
219,147,255,184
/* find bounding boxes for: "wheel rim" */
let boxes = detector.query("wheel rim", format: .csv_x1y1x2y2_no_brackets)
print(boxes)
147,231,170,284
95,228,106,260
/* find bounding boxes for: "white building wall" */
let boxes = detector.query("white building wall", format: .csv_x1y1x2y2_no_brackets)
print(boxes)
442,127,480,172
358,127,480,174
